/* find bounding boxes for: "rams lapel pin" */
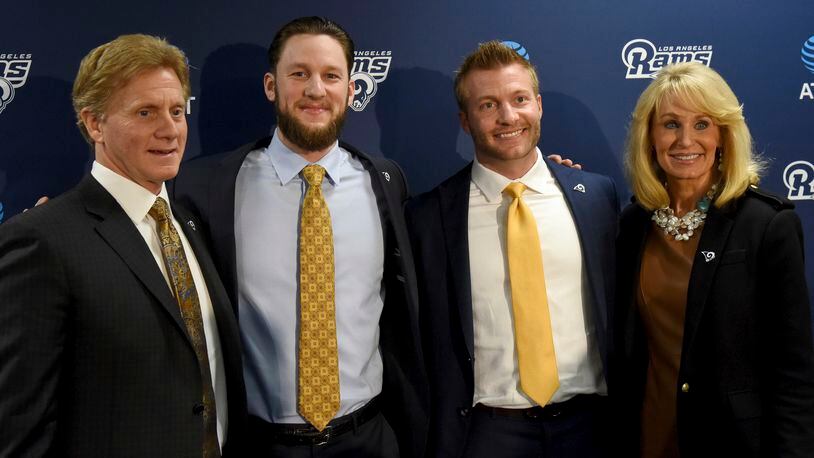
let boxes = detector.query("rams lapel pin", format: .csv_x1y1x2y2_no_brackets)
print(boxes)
382,171,391,182
187,220,197,231
573,183,586,193
701,251,715,263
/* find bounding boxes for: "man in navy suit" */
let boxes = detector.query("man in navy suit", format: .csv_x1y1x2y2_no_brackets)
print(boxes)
407,41,618,457
172,17,427,458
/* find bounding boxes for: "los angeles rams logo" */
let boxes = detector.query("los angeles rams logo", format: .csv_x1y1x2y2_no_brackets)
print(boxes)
783,160,814,200
621,39,712,79
350,51,392,112
0,55,32,115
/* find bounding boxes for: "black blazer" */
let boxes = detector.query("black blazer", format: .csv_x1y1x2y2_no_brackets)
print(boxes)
171,136,429,457
406,160,619,457
614,187,814,457
0,176,246,457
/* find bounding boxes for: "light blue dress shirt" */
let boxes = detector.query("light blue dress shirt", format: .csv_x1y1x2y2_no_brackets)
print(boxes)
235,130,385,423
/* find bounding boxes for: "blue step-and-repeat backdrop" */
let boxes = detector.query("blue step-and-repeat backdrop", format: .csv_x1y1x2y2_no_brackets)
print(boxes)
1,1,813,307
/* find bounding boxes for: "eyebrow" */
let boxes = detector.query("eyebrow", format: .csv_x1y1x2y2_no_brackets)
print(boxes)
657,112,711,119
286,62,344,73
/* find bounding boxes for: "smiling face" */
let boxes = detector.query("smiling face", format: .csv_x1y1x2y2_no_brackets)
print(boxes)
265,33,354,158
650,95,721,189
81,66,187,194
459,63,542,178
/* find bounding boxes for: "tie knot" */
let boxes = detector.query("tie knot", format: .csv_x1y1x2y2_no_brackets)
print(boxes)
148,197,171,222
302,164,327,187
503,182,527,199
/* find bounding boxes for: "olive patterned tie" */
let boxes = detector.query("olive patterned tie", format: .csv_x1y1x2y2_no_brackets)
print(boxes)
298,164,340,431
149,197,220,457
503,182,559,406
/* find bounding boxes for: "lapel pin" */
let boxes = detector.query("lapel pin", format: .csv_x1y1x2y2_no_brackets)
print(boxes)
573,183,586,193
187,220,197,231
382,171,391,182
701,251,715,263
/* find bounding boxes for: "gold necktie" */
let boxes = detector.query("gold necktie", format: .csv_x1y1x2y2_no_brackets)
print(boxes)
298,164,340,431
503,182,559,406
149,197,220,457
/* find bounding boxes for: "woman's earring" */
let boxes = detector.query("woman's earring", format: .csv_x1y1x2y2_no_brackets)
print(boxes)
717,148,724,172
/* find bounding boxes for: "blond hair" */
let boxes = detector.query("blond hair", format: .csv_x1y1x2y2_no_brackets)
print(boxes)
625,62,763,210
72,34,190,143
454,40,540,110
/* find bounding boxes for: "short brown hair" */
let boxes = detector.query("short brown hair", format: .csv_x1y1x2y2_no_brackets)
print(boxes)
454,40,540,110
267,16,354,76
72,34,190,144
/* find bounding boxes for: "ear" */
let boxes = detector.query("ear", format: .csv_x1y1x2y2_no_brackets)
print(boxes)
536,93,543,120
346,78,355,107
80,107,104,143
263,72,276,103
459,110,471,134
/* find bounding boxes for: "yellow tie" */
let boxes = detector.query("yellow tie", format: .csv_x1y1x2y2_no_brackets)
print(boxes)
503,182,559,406
149,197,220,457
298,164,340,431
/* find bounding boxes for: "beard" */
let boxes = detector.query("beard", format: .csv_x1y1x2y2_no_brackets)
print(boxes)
275,98,347,153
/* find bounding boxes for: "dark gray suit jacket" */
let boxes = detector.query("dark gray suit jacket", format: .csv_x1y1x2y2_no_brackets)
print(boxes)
0,176,246,457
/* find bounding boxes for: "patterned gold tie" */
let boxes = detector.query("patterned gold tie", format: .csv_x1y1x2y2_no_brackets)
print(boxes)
503,182,559,406
149,197,220,457
298,164,340,431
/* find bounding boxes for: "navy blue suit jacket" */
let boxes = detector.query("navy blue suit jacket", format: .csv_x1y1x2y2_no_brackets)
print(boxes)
406,159,618,457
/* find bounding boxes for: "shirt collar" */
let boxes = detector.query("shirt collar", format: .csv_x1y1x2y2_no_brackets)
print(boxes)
471,148,551,202
265,128,344,186
90,161,172,223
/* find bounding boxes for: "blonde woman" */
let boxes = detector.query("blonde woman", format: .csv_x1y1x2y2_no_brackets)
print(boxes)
614,62,814,457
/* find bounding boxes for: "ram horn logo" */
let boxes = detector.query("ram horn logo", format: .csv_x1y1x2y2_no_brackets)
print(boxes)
0,78,15,114
351,72,378,112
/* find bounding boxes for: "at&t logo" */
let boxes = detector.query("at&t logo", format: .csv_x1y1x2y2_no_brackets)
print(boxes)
783,160,814,200
798,35,814,100
0,53,32,114
351,50,392,112
621,39,712,79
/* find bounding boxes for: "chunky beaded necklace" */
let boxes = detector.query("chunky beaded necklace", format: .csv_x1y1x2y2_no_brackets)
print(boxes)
651,184,718,241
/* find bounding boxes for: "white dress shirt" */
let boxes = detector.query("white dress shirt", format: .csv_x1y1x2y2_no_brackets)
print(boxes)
236,130,385,423
91,162,228,448
468,149,606,408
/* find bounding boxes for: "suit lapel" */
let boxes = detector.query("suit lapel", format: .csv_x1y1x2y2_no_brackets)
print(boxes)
681,204,735,368
342,143,423,331
79,177,188,336
621,204,651,359
546,160,609,353
175,204,242,359
440,165,475,359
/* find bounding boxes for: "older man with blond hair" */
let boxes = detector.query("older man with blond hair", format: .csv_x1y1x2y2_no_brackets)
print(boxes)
0,34,246,457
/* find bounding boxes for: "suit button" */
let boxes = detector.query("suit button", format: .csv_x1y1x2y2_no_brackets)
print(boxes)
681,383,690,393
459,407,470,417
193,403,205,415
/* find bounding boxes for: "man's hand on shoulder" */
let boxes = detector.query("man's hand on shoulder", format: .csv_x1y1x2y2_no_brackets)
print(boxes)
23,196,50,213
547,154,582,170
